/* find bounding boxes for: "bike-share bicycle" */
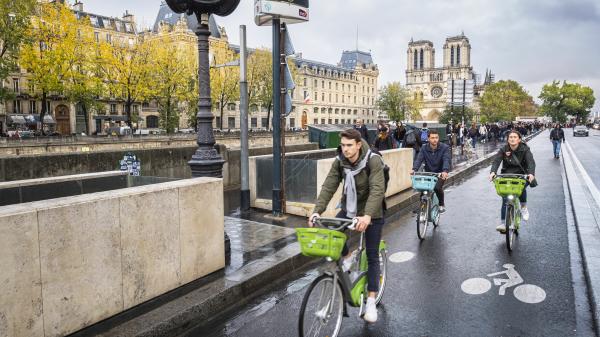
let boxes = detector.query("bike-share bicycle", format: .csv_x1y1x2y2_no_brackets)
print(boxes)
412,172,441,240
296,217,388,337
492,174,528,251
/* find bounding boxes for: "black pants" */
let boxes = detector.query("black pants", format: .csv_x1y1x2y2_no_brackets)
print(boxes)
434,178,445,206
338,210,384,293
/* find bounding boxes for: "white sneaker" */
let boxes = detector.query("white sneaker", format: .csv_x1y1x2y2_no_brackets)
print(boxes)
521,207,530,221
496,224,506,234
363,297,378,323
342,250,357,273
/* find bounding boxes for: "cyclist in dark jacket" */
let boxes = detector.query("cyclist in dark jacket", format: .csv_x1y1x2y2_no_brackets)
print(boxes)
411,130,451,212
489,130,536,232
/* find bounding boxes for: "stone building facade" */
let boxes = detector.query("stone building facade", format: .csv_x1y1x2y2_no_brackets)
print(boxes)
405,33,479,121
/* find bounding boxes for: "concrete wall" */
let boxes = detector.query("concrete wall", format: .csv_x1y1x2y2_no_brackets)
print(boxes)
0,132,309,157
0,177,224,337
0,143,318,189
250,148,413,216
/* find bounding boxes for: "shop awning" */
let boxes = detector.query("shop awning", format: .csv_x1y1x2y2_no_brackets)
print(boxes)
94,115,129,122
24,114,56,125
7,115,26,125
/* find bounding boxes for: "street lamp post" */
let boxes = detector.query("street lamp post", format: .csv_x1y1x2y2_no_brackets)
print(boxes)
165,0,240,177
165,0,240,262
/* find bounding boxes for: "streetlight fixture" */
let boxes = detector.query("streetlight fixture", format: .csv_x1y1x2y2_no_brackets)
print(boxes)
165,0,241,177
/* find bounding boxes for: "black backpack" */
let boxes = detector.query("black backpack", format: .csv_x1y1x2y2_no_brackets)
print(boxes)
404,130,417,146
338,150,391,210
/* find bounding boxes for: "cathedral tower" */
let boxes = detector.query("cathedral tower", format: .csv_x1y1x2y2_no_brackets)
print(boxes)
443,33,471,68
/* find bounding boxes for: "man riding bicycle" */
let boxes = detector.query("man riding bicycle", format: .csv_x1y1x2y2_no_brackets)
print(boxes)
489,130,536,233
410,130,451,213
309,128,386,324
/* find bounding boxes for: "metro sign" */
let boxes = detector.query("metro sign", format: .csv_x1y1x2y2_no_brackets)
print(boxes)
255,0,310,26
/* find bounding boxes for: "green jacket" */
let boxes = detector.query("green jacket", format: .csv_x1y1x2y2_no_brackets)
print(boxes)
313,141,386,219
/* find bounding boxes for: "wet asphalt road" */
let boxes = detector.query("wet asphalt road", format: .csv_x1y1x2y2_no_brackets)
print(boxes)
187,131,595,337
566,127,600,191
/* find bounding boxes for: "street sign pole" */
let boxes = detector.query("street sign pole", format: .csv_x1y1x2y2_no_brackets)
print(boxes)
279,23,287,214
462,79,466,125
240,25,250,211
272,18,282,216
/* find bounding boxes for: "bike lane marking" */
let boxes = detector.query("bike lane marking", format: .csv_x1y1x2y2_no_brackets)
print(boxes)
388,251,415,263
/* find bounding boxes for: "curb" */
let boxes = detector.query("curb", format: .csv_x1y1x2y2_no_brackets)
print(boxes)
562,141,600,334
74,131,543,336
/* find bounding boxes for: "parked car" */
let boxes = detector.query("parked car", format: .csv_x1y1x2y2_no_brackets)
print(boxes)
593,123,600,130
573,125,589,137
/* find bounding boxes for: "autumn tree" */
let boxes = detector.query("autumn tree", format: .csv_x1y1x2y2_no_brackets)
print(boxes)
539,80,595,123
479,80,533,122
0,0,35,103
20,1,76,133
210,46,239,129
99,35,153,127
147,37,195,133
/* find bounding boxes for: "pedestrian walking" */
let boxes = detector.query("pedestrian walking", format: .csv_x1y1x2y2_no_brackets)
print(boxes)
468,124,479,149
403,126,423,158
354,119,370,145
549,124,565,159
374,127,395,151
394,122,406,148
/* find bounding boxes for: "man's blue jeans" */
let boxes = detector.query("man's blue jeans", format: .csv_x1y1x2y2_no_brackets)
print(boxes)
552,140,561,157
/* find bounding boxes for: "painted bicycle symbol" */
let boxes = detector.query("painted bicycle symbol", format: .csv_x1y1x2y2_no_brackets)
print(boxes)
461,264,546,304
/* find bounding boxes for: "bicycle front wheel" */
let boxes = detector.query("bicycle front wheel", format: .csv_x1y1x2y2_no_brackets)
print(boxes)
375,248,387,305
505,205,515,251
417,199,429,240
299,274,344,337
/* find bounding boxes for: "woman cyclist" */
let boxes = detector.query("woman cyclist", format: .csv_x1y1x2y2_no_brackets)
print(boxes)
489,130,536,233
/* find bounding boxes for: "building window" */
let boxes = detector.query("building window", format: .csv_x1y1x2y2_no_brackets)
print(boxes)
12,78,19,93
314,79,318,87
342,96,344,103
314,92,317,101
303,91,308,100
250,104,258,112
227,103,236,111
106,33,111,43
314,118,318,124
251,117,257,128
328,119,332,124
261,117,269,128
313,107,318,114
328,93,331,102
451,46,455,67
335,119,339,124
457,46,461,65
341,109,346,114
419,48,424,69
329,82,331,89
413,50,418,69
289,118,295,128
228,117,236,129
303,78,307,86
94,31,99,42
322,80,325,89
321,93,325,101
13,100,21,113
215,116,221,128
335,94,338,103
146,115,159,128
336,83,339,90
335,108,339,114
321,118,326,124
30,100,36,114
45,101,50,113
132,105,139,113
110,104,117,113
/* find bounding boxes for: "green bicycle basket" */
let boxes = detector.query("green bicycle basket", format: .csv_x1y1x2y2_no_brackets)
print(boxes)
494,177,526,197
295,228,347,260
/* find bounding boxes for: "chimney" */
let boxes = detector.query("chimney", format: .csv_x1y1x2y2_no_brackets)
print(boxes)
73,1,83,11
122,10,135,24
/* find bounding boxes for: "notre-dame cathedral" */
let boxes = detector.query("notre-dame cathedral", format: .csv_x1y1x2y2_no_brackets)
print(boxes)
405,33,493,122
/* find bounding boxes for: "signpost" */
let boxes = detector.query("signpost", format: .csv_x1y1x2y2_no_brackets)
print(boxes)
255,0,309,216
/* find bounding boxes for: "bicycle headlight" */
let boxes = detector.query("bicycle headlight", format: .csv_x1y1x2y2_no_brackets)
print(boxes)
423,191,428,195
507,195,515,201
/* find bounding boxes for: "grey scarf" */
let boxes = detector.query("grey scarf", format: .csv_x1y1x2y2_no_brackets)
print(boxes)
342,150,372,218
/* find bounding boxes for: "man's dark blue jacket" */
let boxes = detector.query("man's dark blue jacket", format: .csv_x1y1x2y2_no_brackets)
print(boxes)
412,143,451,173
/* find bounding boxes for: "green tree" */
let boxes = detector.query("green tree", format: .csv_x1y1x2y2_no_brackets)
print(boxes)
0,0,35,103
438,105,476,125
539,80,595,123
210,47,239,129
480,80,533,122
377,82,411,122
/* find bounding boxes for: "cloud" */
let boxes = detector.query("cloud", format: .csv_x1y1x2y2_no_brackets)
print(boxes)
81,0,600,111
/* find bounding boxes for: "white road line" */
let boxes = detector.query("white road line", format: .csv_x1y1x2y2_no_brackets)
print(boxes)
564,141,600,210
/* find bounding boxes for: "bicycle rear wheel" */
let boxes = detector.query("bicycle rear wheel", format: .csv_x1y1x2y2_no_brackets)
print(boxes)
417,199,429,240
299,274,344,337
505,205,515,251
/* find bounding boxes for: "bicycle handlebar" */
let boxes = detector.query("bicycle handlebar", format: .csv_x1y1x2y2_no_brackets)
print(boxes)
311,217,359,231
493,173,529,180
412,171,441,177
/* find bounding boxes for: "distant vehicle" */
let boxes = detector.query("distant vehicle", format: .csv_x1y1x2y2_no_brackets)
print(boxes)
573,125,589,137
177,128,195,134
593,123,600,130
107,126,132,136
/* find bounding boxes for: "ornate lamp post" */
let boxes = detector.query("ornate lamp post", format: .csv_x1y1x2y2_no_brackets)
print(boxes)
165,0,240,263
165,0,240,177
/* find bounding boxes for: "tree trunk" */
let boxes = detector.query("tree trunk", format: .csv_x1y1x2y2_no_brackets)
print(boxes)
220,105,224,130
82,102,89,135
126,94,132,128
267,102,272,131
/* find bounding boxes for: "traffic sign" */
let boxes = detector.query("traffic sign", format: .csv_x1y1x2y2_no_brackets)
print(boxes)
254,0,309,26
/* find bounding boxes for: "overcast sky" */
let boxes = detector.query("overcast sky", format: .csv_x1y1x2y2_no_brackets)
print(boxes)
85,0,600,112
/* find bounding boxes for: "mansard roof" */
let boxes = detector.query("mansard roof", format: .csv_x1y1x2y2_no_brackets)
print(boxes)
153,2,221,37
